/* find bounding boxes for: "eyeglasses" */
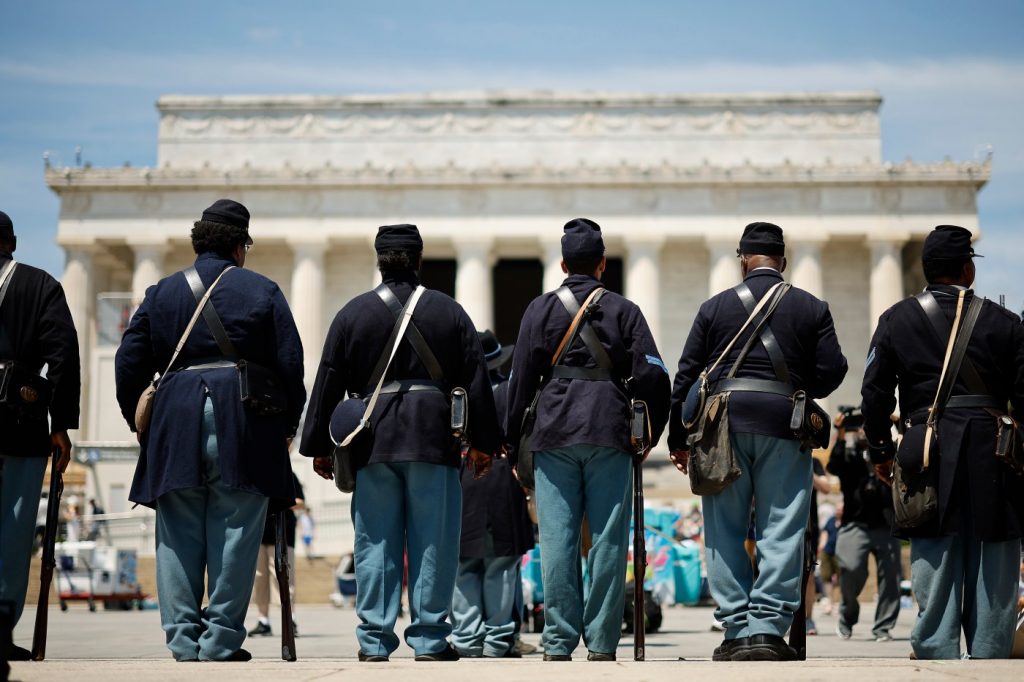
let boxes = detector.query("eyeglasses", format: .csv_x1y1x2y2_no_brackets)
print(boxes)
244,241,253,253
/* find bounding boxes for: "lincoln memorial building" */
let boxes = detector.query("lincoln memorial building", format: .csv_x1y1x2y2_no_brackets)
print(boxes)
46,90,989,538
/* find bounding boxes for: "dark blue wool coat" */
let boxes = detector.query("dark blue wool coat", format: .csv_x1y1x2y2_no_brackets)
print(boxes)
505,274,671,456
115,252,306,510
668,268,848,449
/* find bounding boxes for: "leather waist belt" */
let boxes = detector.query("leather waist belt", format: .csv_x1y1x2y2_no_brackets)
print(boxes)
182,359,238,371
945,394,1000,409
714,378,794,397
377,380,446,395
550,366,615,382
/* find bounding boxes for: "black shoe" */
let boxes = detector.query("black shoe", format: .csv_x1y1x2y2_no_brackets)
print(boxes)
3,644,32,661
543,653,572,661
247,621,272,637
731,634,797,661
712,637,749,661
415,644,460,661
358,650,390,662
587,651,616,661
218,648,252,662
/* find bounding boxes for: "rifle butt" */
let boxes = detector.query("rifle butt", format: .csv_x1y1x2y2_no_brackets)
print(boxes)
32,447,63,661
274,511,297,661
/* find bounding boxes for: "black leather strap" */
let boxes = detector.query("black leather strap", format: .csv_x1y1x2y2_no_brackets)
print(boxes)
554,286,614,370
550,365,615,382
372,284,445,384
367,289,415,391
725,283,791,381
0,261,15,311
945,394,1000,409
915,291,988,394
734,283,791,383
937,295,984,413
713,377,794,397
184,267,238,359
378,380,446,395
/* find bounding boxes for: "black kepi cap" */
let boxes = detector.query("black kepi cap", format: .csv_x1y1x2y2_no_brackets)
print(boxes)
738,222,785,257
922,225,982,262
478,330,514,371
375,224,424,253
201,199,250,233
0,210,13,240
561,218,605,260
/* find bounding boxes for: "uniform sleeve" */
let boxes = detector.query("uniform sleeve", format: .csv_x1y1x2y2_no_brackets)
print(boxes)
267,284,306,437
809,302,848,399
860,311,898,462
299,312,349,458
38,279,81,433
668,303,711,451
1010,315,1024,418
457,309,500,455
624,305,671,447
504,298,551,456
115,291,157,431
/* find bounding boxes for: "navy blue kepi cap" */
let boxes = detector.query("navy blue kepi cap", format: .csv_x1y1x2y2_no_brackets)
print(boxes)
329,399,366,446
922,225,982,262
738,222,785,257
375,224,423,253
201,199,250,231
562,218,605,260
0,210,13,239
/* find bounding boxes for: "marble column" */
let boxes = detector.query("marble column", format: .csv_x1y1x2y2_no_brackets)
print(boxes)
129,241,168,306
869,235,907,332
707,237,740,296
789,238,826,298
455,240,494,332
626,237,665,346
62,245,94,440
541,238,565,293
289,239,326,390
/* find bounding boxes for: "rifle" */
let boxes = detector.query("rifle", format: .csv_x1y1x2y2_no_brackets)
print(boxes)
630,400,649,661
788,519,816,661
32,446,64,661
274,511,297,661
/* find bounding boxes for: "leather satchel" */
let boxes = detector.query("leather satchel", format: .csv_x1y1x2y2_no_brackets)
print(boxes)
892,289,980,530
790,390,831,450
515,287,607,490
329,286,427,493
135,267,234,434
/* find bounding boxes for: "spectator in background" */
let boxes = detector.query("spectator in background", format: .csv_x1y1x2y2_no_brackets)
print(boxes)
248,472,304,638
819,503,842,615
804,457,832,635
299,508,315,562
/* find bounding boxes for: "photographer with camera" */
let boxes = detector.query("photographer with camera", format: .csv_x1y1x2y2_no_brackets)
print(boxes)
828,407,901,642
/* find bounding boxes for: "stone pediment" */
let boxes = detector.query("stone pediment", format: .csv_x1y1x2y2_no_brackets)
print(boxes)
154,90,884,170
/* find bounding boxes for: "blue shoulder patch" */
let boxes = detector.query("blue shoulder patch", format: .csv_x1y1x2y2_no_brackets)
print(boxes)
864,346,877,371
646,354,670,375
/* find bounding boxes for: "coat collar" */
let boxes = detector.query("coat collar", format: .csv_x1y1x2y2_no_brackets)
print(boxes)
742,267,784,283
382,270,420,286
195,251,237,268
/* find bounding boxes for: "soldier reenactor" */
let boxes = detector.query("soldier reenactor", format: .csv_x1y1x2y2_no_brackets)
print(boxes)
115,200,306,662
668,222,847,661
0,210,80,661
505,218,671,662
861,225,1024,659
300,224,500,662
450,330,534,658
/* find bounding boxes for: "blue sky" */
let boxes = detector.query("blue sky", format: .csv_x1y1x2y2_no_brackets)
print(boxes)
1,1,1022,306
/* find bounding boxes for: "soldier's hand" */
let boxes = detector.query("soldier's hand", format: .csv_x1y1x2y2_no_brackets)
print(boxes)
874,461,893,486
50,430,72,473
669,449,689,475
467,448,492,479
313,456,334,481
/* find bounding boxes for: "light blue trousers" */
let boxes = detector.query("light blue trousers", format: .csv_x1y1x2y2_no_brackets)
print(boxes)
702,432,811,640
352,461,461,657
910,530,1021,659
451,554,520,656
0,455,48,627
155,398,268,662
534,445,632,657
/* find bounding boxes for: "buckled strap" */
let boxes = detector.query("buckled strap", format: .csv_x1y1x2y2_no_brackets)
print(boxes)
374,284,444,382
376,380,446,395
554,286,614,370
182,360,238,371
734,283,791,384
713,377,794,397
550,365,615,382
915,291,988,394
184,267,239,359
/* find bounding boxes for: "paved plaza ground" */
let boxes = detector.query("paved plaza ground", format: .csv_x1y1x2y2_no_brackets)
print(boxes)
8,601,1022,680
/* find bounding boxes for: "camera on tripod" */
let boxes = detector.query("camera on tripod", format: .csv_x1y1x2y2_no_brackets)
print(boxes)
837,405,864,430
